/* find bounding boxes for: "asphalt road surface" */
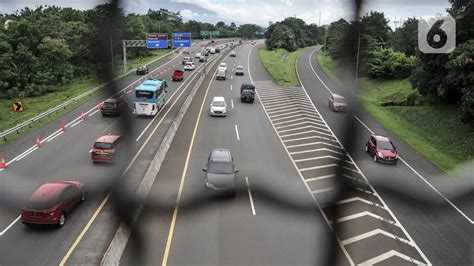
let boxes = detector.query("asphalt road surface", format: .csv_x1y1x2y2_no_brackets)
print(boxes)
0,39,236,265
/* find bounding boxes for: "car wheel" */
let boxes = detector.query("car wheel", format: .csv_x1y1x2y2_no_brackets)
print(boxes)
365,145,369,152
373,155,378,162
80,191,86,202
58,212,66,227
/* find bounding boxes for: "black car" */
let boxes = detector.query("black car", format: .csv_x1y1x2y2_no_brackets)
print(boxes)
136,66,149,75
240,83,255,103
101,98,125,116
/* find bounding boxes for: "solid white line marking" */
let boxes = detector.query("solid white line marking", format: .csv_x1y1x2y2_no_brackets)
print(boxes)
231,99,234,109
290,148,345,156
0,216,20,236
230,84,233,91
281,129,334,139
341,228,413,247
294,155,353,164
277,122,329,132
88,109,100,117
312,187,334,194
15,147,38,162
267,106,301,115
273,117,324,126
300,164,338,172
305,174,336,182
283,135,339,144
336,197,385,209
46,131,64,142
332,211,396,225
234,124,240,141
245,177,256,216
89,149,93,153
286,141,343,150
361,250,426,266
278,125,314,133
70,120,82,128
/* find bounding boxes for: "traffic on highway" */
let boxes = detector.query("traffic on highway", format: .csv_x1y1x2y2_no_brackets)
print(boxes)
0,0,472,265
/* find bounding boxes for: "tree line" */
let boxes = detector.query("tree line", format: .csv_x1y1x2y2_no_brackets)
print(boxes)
0,4,263,99
264,0,472,123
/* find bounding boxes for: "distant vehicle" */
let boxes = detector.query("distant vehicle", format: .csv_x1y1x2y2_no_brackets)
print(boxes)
329,94,348,112
184,61,196,71
91,134,124,163
199,55,207,62
133,78,168,116
210,47,216,54
203,149,238,196
195,52,202,58
182,56,192,65
230,51,236,57
21,180,85,227
235,65,244,76
365,134,398,164
172,69,184,81
136,65,149,75
251,41,256,45
215,47,221,53
101,98,125,116
209,96,227,116
218,62,227,73
240,83,255,103
216,69,227,80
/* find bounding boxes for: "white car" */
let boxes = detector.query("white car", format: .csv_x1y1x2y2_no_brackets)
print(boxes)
210,96,227,117
230,51,236,57
184,62,195,71
218,62,227,73
235,65,244,76
195,52,202,58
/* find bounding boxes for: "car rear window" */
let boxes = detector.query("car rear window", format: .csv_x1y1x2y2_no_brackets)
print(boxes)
334,97,346,104
25,200,55,210
103,101,116,108
94,142,113,149
237,66,244,70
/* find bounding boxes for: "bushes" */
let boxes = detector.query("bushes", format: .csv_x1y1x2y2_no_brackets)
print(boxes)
366,48,415,79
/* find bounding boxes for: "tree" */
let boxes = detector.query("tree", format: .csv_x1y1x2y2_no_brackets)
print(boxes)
265,23,297,51
391,18,418,56
366,48,416,79
326,19,350,60
238,24,263,39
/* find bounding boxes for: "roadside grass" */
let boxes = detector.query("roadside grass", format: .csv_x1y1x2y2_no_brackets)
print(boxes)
259,46,307,86
317,53,473,173
0,49,174,149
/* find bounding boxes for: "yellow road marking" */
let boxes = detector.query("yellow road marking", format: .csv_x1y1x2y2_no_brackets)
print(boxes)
59,64,203,266
161,70,214,266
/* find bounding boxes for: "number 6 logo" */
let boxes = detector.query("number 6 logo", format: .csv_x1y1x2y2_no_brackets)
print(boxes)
418,15,456,54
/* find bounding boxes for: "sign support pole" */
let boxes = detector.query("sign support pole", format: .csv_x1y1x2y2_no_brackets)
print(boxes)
123,41,127,75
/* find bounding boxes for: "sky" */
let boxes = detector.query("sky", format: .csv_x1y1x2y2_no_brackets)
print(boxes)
1,0,452,28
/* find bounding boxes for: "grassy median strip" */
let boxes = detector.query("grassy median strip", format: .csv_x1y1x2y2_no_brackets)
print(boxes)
317,53,474,173
0,49,172,148
259,46,307,86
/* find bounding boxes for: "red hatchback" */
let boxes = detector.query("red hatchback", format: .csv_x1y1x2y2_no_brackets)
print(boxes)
365,134,398,164
21,180,85,227
91,134,123,163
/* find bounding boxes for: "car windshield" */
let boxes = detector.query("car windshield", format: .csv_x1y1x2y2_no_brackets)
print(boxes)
135,90,154,99
208,162,233,174
378,140,394,150
94,142,113,149
219,63,226,67
212,101,225,107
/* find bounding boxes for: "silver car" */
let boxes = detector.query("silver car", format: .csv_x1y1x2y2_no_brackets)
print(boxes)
203,149,238,196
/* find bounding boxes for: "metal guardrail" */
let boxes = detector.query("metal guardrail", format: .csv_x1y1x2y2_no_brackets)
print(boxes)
0,49,178,141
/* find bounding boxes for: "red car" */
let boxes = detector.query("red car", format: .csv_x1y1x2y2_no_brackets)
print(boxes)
91,134,123,163
329,94,348,112
21,180,85,227
172,69,184,81
365,134,398,164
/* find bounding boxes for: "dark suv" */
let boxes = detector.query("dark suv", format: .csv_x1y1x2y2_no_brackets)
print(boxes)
136,65,149,75
203,149,238,196
101,98,124,116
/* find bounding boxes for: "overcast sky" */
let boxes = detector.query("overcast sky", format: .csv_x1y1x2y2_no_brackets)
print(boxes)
1,0,451,28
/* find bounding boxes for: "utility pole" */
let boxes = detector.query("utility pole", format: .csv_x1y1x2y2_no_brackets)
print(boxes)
109,30,114,75
355,26,361,90
323,26,328,66
123,41,127,75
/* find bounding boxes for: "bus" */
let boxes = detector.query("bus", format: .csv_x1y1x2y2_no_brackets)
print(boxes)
133,78,168,116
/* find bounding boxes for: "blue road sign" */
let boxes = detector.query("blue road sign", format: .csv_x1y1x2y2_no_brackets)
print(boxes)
172,32,192,48
147,33,168,49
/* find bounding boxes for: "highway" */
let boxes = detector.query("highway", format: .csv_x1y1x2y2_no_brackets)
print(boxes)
0,39,235,265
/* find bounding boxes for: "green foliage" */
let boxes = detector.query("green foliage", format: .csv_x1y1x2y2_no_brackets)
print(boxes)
326,19,350,59
259,46,306,86
391,18,418,56
265,17,322,52
366,48,416,79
